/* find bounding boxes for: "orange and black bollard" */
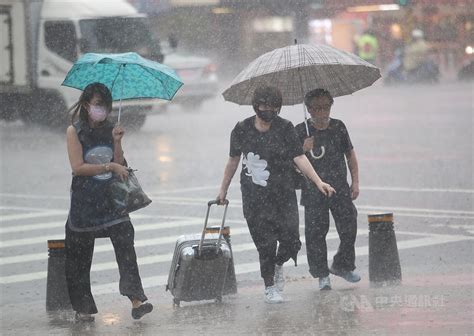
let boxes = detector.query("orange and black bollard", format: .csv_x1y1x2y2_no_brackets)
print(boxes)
206,226,237,294
368,213,402,286
46,239,71,311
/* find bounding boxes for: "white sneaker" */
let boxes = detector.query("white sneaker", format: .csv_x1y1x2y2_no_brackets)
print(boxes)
264,285,284,304
274,264,285,291
318,276,332,290
329,267,361,283
74,312,95,322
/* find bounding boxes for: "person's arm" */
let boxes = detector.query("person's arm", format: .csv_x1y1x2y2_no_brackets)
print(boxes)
295,124,314,153
66,126,128,180
112,125,125,165
346,149,359,200
303,136,314,153
217,156,241,203
293,154,335,197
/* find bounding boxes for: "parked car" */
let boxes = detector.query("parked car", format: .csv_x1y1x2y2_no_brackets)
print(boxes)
163,52,219,109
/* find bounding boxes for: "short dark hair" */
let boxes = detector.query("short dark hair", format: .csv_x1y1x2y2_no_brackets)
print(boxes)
69,82,113,124
304,88,334,106
252,86,282,108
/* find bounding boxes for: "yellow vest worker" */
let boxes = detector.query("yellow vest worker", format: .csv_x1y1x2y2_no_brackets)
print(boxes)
357,33,379,64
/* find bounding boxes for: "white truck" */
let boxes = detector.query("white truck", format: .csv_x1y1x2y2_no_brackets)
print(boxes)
0,0,164,129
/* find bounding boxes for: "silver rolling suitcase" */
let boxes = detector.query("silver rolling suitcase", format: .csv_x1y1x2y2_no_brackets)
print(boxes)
166,200,232,306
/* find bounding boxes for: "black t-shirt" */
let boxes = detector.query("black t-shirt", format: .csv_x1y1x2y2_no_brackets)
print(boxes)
230,116,304,201
295,118,353,187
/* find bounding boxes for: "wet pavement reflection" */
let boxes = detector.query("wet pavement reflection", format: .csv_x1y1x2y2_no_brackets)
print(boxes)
2,272,471,335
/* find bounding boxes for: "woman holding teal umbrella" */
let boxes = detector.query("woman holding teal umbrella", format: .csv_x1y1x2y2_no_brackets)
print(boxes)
62,52,183,123
65,82,152,321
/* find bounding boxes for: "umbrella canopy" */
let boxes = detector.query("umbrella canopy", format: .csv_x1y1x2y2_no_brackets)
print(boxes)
222,43,381,106
63,52,183,101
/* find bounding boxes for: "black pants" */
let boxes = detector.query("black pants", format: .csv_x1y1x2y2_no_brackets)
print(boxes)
65,221,147,314
244,190,301,287
304,185,357,278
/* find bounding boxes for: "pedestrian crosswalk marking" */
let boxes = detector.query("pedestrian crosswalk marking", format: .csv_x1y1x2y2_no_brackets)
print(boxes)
0,233,340,284
0,220,65,234
0,217,240,248
0,213,153,234
152,196,474,216
1,203,473,293
92,234,474,296
1,229,472,285
0,210,67,222
0,219,334,266
1,184,472,201
0,220,234,261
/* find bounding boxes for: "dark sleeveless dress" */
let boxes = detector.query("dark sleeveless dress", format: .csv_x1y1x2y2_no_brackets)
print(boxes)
68,120,130,232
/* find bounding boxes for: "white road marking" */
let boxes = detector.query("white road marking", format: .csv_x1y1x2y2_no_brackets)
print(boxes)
0,200,472,251
0,210,67,222
150,185,474,194
0,220,66,234
1,196,468,250
0,194,68,200
361,186,474,194
381,212,474,220
0,232,341,284
0,220,309,265
0,196,472,286
0,183,472,202
149,196,474,219
149,185,224,195
0,208,471,236
0,206,62,211
1,230,472,285
0,214,216,234
0,217,248,249
357,205,474,216
92,233,474,296
430,223,474,230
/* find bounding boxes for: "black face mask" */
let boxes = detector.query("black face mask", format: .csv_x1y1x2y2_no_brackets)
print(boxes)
254,108,279,123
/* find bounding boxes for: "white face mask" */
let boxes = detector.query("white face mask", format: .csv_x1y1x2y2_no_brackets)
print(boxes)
88,104,108,122
310,117,330,124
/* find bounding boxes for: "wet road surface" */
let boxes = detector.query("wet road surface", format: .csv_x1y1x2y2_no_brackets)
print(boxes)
0,81,472,335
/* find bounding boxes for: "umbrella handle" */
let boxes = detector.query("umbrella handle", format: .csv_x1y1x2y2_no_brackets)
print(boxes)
117,64,125,125
310,146,325,160
304,107,325,160
117,98,122,124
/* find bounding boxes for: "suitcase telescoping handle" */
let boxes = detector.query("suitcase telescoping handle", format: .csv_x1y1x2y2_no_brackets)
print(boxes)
198,199,229,257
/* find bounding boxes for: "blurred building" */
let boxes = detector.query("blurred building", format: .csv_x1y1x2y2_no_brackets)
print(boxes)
128,0,474,78
317,0,474,77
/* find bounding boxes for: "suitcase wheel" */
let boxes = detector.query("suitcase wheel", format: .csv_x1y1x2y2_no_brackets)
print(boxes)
173,298,180,307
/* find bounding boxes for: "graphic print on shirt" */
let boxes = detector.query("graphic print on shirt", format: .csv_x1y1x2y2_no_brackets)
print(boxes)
243,152,270,187
84,145,113,180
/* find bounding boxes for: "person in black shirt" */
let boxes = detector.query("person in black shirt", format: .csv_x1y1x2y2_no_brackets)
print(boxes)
295,88,360,291
217,86,335,304
65,83,152,321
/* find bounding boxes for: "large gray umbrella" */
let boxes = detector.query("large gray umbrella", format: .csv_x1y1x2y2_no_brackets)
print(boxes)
222,43,381,159
222,43,381,106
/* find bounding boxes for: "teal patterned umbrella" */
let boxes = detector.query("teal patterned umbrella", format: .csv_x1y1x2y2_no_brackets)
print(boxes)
62,52,183,121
